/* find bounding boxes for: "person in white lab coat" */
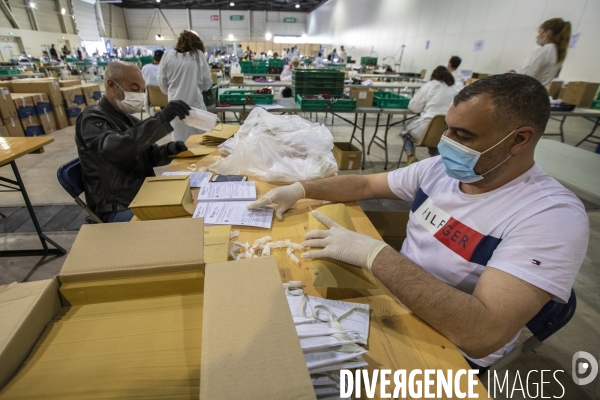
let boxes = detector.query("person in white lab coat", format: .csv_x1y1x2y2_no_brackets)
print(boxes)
339,46,347,62
280,56,300,82
141,49,163,87
401,66,460,165
516,18,571,87
315,52,324,69
235,44,243,59
158,30,213,141
447,56,465,87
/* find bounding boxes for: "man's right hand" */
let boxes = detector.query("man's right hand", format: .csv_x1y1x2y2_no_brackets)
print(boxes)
162,100,191,122
247,182,305,221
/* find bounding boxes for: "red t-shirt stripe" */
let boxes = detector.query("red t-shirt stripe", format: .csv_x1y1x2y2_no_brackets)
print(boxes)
433,217,484,261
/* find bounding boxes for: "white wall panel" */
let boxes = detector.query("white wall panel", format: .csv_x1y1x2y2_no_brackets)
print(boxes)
33,1,62,33
8,2,33,30
72,0,100,40
308,0,600,82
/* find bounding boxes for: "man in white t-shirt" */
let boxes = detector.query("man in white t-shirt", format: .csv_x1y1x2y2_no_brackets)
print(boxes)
248,74,589,370
448,55,465,87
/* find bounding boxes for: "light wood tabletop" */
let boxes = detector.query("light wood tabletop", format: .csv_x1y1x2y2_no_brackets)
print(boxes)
160,137,490,398
0,136,54,168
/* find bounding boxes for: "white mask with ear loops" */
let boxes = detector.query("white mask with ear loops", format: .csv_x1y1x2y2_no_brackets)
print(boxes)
114,82,145,114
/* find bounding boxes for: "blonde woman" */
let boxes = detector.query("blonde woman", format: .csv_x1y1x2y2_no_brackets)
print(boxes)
517,18,571,87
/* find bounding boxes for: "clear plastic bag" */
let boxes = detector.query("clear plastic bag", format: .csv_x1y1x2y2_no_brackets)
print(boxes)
211,108,338,183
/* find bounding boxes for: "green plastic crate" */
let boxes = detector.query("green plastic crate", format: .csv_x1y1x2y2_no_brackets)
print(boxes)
202,84,219,106
591,100,600,110
360,56,378,66
267,59,284,67
296,94,356,111
373,91,410,108
0,68,20,75
140,56,153,66
292,68,344,78
220,90,274,105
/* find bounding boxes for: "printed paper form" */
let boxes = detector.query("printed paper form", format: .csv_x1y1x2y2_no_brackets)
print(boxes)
161,171,212,188
197,181,257,201
193,201,274,229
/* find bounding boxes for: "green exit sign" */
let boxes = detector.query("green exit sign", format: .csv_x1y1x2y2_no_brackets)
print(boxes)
230,15,244,21
283,18,296,23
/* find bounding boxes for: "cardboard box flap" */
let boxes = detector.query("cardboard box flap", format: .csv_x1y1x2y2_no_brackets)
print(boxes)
173,145,216,158
201,257,316,400
131,175,190,207
0,279,62,389
203,225,231,263
59,219,205,283
308,204,378,289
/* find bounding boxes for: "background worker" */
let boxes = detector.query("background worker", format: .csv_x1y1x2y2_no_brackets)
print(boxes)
447,55,465,86
280,55,300,81
248,74,589,372
141,49,163,87
515,18,571,87
158,30,213,141
401,66,460,164
76,61,191,223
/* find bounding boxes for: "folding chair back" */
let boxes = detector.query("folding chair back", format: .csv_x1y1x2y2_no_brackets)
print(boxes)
56,158,103,223
416,114,447,147
147,85,168,108
420,69,427,79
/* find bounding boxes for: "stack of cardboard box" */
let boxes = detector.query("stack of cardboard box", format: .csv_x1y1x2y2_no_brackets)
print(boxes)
60,86,86,125
11,78,69,130
11,93,44,136
0,87,23,137
79,83,102,106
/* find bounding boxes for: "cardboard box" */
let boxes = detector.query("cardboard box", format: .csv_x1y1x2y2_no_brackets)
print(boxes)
20,115,44,137
53,103,69,129
548,80,563,99
0,221,314,399
0,81,13,93
211,72,218,84
465,77,479,86
3,117,24,137
61,87,86,109
230,73,244,84
332,142,362,170
11,79,62,106
471,72,490,79
59,219,205,285
66,105,85,126
0,125,8,137
560,81,600,107
0,88,17,119
201,257,316,400
59,79,82,88
28,92,53,115
11,93,37,119
365,211,409,251
349,87,375,107
37,110,58,134
78,83,102,105
129,175,195,220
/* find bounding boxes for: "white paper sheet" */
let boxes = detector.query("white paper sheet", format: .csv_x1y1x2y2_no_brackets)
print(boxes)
197,181,257,201
161,171,212,188
193,201,273,228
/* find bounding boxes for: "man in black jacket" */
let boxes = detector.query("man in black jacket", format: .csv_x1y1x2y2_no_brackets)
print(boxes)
75,61,191,222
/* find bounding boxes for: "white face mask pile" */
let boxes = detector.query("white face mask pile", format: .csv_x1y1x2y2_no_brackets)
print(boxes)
285,287,370,397
181,107,219,132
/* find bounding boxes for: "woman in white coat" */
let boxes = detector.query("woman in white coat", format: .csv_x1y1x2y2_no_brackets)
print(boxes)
158,30,213,141
401,66,460,165
516,18,571,87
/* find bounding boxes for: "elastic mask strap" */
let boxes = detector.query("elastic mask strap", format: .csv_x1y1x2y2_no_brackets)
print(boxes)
481,153,513,177
481,128,517,154
299,294,367,341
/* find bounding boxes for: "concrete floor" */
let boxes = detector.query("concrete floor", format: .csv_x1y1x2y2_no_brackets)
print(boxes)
0,110,598,399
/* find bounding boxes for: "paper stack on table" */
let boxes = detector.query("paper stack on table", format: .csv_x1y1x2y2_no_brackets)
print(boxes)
161,171,212,188
193,181,274,228
199,124,239,146
286,287,370,399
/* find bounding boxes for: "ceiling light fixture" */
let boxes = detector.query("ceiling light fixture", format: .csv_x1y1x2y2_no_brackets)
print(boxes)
155,34,164,40
156,0,161,2
265,32,272,40
28,2,35,8
295,4,300,8
228,34,234,40
230,2,235,6
61,7,65,14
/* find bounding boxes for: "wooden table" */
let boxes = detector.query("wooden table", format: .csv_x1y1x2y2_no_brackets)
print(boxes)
163,143,489,398
535,138,600,206
0,137,67,257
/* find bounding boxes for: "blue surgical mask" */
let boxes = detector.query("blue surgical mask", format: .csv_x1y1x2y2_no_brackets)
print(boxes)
438,129,516,183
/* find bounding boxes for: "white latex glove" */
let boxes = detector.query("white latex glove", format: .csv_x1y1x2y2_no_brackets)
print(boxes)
302,211,388,270
247,182,305,221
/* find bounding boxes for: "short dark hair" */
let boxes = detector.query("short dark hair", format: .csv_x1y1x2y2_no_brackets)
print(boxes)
153,49,164,61
449,56,461,69
453,74,550,137
431,66,454,86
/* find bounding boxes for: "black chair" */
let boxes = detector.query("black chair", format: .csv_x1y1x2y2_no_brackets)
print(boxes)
56,158,103,224
488,289,577,372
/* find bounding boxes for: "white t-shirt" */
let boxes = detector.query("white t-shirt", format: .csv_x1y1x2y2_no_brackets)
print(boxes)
518,43,561,87
387,157,589,367
141,63,159,87
408,80,460,120
451,69,465,86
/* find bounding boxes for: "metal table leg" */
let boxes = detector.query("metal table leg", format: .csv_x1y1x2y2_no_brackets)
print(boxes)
575,116,600,147
0,161,67,257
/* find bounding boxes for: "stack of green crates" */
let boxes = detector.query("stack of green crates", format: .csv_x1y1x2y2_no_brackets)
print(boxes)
267,59,284,67
0,68,20,75
292,69,345,97
360,57,378,67
202,84,219,106
140,56,153,66
296,94,356,111
219,89,274,105
239,60,268,74
373,91,410,108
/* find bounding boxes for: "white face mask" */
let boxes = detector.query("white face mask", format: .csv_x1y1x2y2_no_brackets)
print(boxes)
114,82,145,114
181,107,219,132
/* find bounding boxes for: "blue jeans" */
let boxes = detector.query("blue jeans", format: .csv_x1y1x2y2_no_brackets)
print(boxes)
100,209,134,223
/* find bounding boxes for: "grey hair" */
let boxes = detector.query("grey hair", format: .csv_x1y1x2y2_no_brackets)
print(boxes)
104,61,139,85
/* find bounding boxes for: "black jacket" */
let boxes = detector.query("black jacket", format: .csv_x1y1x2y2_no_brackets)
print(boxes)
75,96,174,214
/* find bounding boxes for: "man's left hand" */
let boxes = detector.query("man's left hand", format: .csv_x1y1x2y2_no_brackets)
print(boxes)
302,211,388,270
167,141,187,155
